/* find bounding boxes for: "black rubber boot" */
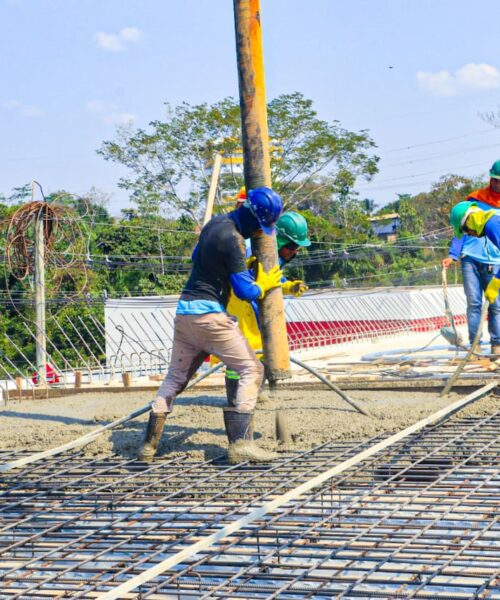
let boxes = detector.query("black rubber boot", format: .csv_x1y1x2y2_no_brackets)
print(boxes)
223,408,276,464
139,413,167,462
225,376,239,408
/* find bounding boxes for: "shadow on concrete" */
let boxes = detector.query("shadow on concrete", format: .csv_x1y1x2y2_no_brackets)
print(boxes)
110,420,227,461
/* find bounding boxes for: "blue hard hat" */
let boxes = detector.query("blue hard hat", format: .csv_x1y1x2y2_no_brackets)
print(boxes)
246,187,283,235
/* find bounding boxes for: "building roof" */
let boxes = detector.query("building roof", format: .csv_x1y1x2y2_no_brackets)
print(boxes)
368,212,399,222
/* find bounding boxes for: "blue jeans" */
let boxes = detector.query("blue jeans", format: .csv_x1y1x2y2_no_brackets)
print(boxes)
461,256,500,345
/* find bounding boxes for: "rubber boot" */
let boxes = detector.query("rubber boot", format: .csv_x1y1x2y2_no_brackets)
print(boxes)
139,412,167,462
223,408,277,464
225,376,239,408
225,377,255,438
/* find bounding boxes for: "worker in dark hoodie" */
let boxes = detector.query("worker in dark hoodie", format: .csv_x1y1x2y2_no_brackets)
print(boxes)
139,187,284,464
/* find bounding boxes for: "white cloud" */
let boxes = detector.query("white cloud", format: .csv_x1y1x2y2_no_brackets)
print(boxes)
85,100,116,113
85,100,135,125
104,111,136,125
95,27,143,52
3,99,43,117
456,63,500,90
120,27,142,43
417,63,500,96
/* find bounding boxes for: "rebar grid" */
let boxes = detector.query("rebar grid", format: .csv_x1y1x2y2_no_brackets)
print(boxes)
0,439,378,597
0,414,498,599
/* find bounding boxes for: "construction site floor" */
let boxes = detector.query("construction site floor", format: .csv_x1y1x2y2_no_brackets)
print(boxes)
1,403,498,598
1,386,499,461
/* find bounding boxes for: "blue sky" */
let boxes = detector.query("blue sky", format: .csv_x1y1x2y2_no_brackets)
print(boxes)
1,0,500,214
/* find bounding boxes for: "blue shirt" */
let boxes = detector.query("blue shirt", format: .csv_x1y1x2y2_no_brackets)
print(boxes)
448,201,500,265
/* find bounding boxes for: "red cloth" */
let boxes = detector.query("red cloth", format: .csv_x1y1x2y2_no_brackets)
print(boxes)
467,186,500,208
32,363,60,385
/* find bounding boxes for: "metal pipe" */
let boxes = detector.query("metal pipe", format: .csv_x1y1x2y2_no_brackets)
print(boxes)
289,355,370,417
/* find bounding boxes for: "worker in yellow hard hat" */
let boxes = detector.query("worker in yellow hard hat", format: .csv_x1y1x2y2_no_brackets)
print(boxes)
223,209,311,405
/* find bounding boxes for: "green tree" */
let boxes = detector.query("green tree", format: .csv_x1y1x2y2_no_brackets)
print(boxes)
397,194,423,236
99,93,379,222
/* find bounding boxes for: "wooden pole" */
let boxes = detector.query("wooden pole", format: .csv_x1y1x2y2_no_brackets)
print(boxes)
74,371,82,389
122,372,131,388
233,0,290,384
203,152,222,226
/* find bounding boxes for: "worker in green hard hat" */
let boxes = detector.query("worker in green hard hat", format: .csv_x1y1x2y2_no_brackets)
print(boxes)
275,211,311,291
223,210,311,405
448,166,500,354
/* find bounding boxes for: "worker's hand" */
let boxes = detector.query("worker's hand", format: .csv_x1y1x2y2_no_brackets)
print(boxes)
255,262,283,299
442,258,455,269
485,277,500,304
282,279,308,297
245,256,256,269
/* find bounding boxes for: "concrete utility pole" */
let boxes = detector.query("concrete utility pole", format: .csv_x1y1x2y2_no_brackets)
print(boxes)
233,0,291,384
33,182,47,386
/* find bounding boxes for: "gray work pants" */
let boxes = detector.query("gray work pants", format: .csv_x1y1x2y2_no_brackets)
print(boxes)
153,312,263,414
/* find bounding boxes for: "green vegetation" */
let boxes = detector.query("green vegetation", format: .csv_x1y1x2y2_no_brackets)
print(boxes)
0,95,485,377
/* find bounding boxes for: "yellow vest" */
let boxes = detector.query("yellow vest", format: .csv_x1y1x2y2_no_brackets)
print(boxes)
210,292,262,366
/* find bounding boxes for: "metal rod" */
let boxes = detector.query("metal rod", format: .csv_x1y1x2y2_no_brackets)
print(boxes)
290,354,370,416
441,301,488,396
97,383,496,599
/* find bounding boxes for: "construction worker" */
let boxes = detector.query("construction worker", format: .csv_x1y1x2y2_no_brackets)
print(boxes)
444,161,500,354
139,187,284,464
224,211,311,404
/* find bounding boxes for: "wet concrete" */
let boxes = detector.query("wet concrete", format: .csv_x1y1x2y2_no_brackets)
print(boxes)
0,387,498,461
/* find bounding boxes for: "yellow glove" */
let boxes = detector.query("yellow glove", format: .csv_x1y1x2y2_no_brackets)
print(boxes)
485,277,500,304
255,262,283,299
282,279,308,297
245,256,256,269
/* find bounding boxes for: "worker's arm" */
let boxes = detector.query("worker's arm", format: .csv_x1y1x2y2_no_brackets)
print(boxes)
483,216,500,303
230,271,262,301
230,264,283,301
443,237,463,269
448,237,464,260
226,237,282,301
484,214,500,249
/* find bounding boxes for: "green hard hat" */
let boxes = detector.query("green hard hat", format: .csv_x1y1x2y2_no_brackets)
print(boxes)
276,211,311,250
490,160,500,179
450,201,477,238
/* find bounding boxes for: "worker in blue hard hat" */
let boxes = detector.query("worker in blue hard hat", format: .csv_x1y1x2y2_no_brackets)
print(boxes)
444,161,500,355
139,186,284,464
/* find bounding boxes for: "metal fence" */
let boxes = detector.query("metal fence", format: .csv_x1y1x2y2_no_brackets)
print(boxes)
0,285,467,398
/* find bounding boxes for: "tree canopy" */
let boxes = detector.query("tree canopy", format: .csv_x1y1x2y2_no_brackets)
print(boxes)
99,92,379,223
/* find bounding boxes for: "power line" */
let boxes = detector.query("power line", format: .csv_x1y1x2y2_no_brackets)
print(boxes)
382,128,497,154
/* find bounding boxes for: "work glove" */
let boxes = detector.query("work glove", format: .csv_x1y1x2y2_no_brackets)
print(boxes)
245,256,257,269
255,261,283,299
485,277,500,304
282,279,308,297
